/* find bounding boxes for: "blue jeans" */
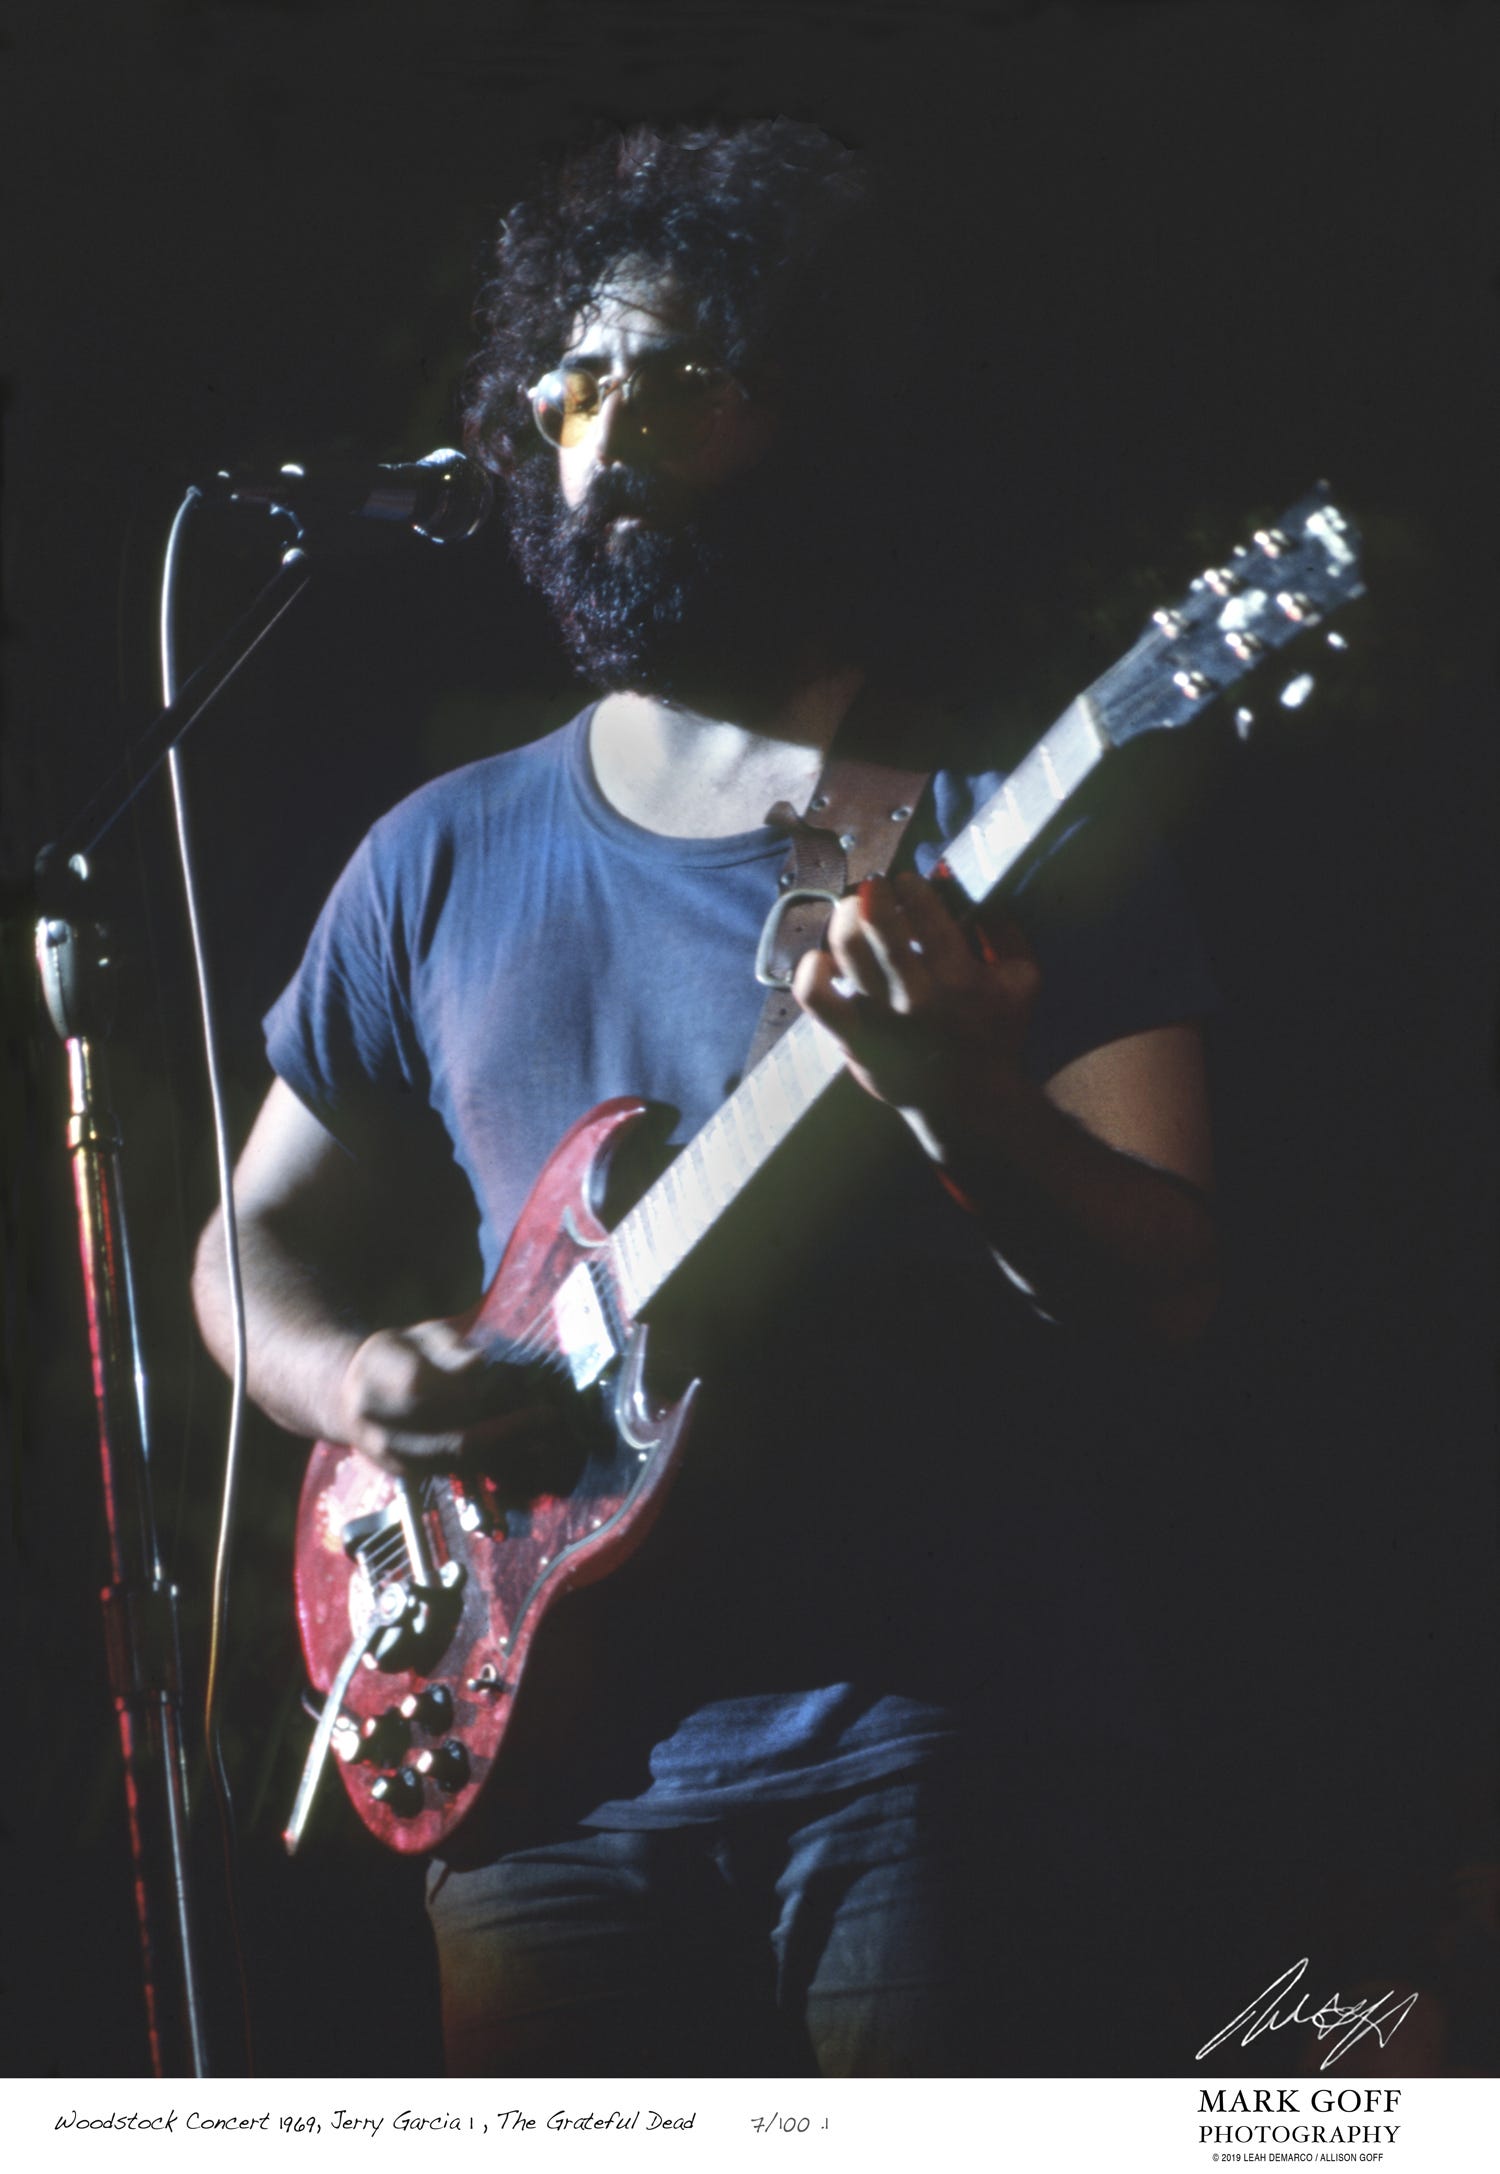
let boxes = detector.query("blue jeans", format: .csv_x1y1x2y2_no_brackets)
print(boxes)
426,1752,1177,2077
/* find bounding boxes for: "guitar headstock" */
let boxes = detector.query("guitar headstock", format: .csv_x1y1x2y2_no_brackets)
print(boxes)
1095,488,1365,749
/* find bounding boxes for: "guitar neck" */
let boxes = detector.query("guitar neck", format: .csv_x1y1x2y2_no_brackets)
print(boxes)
608,1008,846,1320
607,691,1111,1321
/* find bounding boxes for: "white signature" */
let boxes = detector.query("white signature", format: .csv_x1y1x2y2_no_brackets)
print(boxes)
1196,1957,1419,2072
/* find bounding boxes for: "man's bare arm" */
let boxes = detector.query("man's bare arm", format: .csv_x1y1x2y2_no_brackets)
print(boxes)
191,1080,530,1471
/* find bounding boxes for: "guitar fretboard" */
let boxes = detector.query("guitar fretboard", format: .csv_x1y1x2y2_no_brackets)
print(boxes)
606,690,1109,1321
941,693,1106,904
607,1008,846,1320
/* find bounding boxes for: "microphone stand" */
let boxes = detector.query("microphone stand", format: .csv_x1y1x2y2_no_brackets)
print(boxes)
45,546,311,872
32,544,311,2078
36,901,210,2079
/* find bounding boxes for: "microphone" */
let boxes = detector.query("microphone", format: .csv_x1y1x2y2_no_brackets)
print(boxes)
213,446,492,544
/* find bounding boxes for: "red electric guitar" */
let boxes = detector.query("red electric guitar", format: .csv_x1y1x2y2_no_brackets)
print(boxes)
286,489,1364,1853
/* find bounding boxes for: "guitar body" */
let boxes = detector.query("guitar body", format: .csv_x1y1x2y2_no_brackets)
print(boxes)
293,1098,697,1853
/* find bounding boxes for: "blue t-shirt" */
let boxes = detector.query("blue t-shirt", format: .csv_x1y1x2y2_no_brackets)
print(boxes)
266,706,1217,1834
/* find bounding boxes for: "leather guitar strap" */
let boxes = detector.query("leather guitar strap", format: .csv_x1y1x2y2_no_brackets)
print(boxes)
743,681,930,1073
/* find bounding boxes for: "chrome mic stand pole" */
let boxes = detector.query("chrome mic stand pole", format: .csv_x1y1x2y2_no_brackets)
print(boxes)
35,887,209,2078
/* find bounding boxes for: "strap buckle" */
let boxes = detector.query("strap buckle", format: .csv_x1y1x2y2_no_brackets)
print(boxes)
753,886,842,988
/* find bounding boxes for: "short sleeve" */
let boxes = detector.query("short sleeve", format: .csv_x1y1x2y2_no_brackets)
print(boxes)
924,769,1220,1083
263,825,434,1160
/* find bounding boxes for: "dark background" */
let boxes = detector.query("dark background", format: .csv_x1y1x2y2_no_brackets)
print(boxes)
2,0,1496,2079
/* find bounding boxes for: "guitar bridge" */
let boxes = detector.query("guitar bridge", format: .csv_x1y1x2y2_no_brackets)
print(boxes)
341,1479,464,1668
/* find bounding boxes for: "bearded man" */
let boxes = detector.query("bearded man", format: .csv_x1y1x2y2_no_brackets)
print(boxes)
193,120,1219,2077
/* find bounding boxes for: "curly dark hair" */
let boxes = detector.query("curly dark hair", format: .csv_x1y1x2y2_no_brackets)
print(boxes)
461,119,869,483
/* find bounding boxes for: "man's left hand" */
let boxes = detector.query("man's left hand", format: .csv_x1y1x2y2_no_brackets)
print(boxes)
792,871,1039,1145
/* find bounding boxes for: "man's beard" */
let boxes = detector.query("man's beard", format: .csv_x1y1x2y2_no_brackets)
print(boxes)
503,449,835,718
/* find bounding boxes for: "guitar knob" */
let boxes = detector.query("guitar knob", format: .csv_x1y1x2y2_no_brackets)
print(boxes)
413,1740,471,1793
359,1707,411,1765
399,1682,454,1734
369,1765,424,1817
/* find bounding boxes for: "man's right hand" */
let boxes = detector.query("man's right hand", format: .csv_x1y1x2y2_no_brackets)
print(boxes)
192,1081,559,1469
333,1317,552,1475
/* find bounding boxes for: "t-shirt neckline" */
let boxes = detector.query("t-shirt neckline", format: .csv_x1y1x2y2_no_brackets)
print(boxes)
564,704,792,870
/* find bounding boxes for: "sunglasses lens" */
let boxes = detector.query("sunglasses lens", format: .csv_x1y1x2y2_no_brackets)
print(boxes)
530,369,597,449
654,364,729,435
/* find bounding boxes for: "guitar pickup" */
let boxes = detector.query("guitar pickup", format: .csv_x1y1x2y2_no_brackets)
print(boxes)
340,1488,465,1671
553,1260,615,1391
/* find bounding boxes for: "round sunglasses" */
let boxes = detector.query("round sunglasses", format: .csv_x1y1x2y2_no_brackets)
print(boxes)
527,354,746,452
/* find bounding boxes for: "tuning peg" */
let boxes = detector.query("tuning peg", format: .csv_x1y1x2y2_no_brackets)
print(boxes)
1278,674,1315,710
1326,629,1349,651
1234,708,1255,740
